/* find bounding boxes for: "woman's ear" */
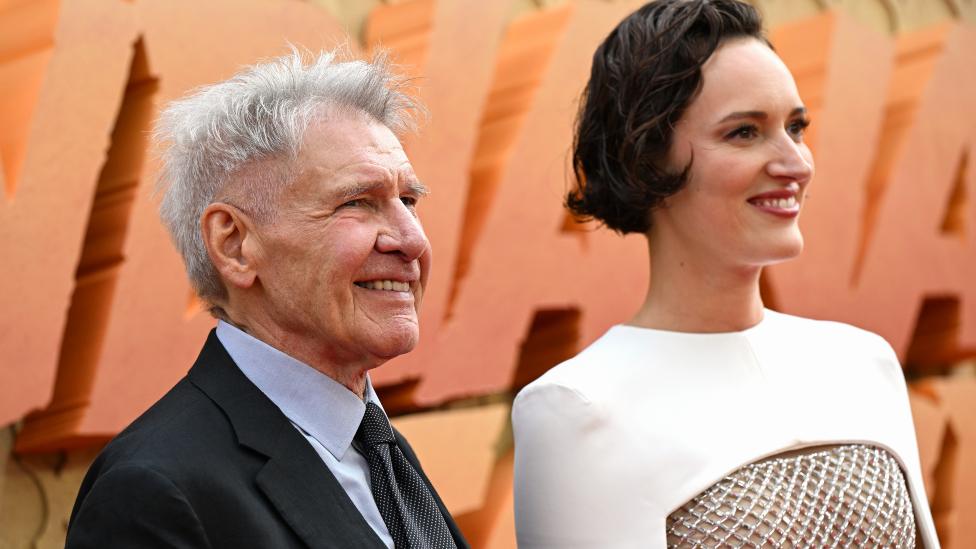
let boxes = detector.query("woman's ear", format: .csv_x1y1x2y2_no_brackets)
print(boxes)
200,203,258,290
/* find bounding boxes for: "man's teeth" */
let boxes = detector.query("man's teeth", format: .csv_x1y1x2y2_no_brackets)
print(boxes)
754,196,798,209
355,280,411,292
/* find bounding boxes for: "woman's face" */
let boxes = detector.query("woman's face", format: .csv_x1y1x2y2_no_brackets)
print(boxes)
651,37,814,271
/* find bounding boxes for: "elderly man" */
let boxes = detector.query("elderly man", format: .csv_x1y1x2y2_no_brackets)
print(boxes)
65,51,468,549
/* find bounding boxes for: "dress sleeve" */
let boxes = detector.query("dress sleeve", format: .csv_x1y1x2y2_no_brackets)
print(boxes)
871,335,942,549
513,382,653,548
66,464,213,549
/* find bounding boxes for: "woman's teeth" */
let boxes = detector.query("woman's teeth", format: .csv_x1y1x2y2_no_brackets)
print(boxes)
355,280,410,292
753,196,797,209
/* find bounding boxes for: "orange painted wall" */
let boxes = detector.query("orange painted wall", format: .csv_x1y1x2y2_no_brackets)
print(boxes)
1,0,974,546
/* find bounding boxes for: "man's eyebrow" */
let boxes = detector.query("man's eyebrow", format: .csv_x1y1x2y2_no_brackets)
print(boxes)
330,179,429,200
332,181,385,201
717,106,807,124
406,181,430,196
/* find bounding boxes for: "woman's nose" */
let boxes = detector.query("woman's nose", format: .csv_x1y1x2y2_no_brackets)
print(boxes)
767,136,814,183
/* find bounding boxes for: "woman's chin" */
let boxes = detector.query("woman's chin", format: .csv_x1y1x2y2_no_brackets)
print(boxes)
764,236,804,265
744,232,804,267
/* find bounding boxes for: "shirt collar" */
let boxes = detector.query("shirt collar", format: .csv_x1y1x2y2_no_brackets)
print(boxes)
215,320,383,460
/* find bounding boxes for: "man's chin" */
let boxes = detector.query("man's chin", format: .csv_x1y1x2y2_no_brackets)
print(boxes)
364,330,420,363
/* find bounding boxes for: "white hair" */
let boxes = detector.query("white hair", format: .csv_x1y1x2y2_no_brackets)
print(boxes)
155,48,421,305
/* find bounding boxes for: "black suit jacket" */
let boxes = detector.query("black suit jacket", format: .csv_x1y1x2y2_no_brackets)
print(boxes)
66,331,469,549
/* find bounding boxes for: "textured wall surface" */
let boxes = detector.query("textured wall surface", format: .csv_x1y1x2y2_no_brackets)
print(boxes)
1,0,975,547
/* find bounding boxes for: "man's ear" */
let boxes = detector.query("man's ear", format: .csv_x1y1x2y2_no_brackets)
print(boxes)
201,203,258,290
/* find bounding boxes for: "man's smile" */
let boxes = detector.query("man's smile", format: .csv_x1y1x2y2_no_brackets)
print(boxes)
354,280,411,292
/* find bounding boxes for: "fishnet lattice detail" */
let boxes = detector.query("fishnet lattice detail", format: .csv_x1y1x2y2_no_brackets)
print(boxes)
666,445,916,548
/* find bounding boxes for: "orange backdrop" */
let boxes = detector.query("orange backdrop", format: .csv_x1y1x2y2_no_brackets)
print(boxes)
1,0,974,546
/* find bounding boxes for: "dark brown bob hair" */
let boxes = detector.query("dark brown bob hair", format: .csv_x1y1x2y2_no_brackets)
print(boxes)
567,0,769,234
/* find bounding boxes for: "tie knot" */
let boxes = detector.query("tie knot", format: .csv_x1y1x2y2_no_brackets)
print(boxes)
356,401,395,446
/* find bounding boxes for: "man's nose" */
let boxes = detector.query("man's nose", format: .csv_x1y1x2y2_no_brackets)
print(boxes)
376,200,429,261
767,134,814,183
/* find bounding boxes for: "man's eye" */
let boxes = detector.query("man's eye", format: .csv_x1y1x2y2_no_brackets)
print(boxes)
339,199,366,209
401,196,419,208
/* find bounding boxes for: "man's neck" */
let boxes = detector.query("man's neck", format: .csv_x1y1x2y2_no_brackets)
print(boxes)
220,312,372,399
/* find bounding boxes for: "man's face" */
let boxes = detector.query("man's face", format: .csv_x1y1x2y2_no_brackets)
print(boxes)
249,110,431,368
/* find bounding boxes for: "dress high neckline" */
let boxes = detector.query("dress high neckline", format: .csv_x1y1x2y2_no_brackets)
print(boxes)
618,308,772,336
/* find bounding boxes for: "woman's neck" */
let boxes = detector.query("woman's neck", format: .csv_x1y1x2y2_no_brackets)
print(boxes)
630,237,765,333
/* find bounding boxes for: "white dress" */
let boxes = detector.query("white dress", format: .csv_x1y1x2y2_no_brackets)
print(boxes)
512,309,939,548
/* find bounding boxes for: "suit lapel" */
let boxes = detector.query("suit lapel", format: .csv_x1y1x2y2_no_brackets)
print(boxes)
255,430,387,549
188,331,387,549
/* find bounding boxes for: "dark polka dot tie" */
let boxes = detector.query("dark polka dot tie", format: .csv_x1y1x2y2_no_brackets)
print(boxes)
355,402,457,549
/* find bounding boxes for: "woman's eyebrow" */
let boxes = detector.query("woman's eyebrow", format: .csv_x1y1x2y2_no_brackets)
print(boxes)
718,110,767,124
717,107,807,124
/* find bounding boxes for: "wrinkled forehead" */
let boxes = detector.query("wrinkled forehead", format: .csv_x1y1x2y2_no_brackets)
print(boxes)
282,109,416,199
306,105,404,150
299,109,409,168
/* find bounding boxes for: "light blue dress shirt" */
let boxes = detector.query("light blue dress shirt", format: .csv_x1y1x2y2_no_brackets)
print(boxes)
216,321,394,548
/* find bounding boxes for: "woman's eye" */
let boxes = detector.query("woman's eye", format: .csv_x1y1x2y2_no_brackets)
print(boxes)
788,118,811,140
727,125,759,140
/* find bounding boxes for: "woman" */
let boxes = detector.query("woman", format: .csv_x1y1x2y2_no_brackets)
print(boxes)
511,1,938,547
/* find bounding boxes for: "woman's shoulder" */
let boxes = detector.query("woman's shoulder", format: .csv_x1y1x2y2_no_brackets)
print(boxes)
513,347,600,415
761,310,902,374
514,325,642,405
512,327,648,430
764,309,895,350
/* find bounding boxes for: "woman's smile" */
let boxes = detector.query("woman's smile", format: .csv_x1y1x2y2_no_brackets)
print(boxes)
747,184,802,218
